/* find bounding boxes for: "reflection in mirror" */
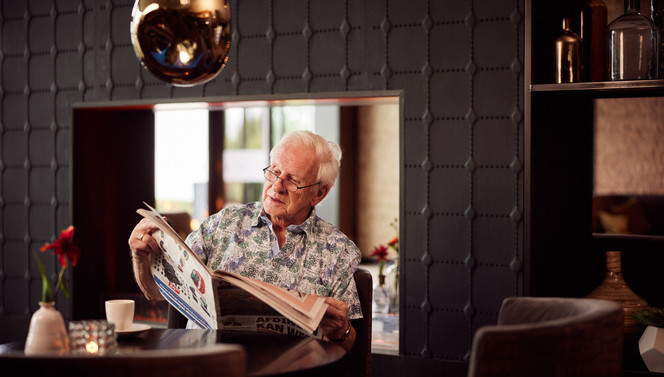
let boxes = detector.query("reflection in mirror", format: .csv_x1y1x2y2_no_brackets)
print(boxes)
150,98,400,259
71,95,399,323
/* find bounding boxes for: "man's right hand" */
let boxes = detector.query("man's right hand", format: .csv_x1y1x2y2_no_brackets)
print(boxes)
128,218,164,301
128,218,161,261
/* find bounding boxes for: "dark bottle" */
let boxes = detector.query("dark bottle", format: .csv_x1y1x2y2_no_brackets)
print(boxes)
652,0,664,78
581,0,607,81
555,18,583,83
608,0,659,80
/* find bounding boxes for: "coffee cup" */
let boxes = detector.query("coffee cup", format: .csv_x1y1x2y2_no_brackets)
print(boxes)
105,299,135,331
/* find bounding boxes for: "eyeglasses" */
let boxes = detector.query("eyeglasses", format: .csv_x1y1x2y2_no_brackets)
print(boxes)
263,167,320,193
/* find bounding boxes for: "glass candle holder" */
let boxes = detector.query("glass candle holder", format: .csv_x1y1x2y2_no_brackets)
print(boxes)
68,320,118,355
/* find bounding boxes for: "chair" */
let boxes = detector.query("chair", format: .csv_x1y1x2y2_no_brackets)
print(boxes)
167,267,373,376
347,267,373,377
1,344,246,377
162,212,193,240
467,297,624,377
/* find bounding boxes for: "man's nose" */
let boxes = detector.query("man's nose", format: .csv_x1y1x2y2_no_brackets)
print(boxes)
272,176,288,192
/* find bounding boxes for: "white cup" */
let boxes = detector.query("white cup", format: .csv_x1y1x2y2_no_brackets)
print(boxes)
105,299,135,331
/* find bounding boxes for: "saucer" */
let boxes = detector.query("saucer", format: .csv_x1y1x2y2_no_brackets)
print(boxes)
116,323,151,337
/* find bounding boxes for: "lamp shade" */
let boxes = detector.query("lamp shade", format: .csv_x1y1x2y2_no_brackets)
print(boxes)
130,0,231,86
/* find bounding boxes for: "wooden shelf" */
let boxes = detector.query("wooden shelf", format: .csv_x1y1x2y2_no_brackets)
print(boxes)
623,370,664,376
531,80,664,98
592,233,664,252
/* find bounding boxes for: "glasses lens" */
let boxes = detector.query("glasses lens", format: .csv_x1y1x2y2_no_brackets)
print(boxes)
283,180,297,192
264,169,277,182
264,169,298,192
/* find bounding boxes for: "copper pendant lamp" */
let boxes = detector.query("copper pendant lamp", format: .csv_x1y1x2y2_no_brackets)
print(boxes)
130,0,232,86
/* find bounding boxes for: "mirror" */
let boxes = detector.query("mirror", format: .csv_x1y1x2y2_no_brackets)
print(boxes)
70,94,400,321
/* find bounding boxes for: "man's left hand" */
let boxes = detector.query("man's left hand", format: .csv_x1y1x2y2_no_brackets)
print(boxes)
320,297,349,339
319,297,355,350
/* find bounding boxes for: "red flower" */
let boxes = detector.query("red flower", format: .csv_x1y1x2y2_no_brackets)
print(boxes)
40,225,81,268
371,245,389,262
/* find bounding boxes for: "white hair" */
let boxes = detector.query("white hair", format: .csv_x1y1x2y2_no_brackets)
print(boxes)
270,130,342,189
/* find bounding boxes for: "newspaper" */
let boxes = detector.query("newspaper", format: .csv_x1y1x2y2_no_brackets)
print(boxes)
137,203,328,336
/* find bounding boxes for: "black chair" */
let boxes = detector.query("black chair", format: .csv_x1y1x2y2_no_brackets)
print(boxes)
467,296,624,377
168,267,373,376
346,267,373,377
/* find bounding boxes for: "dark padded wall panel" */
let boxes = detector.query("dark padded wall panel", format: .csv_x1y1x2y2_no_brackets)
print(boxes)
0,0,524,362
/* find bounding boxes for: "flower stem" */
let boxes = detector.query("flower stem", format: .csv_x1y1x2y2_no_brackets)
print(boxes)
53,265,68,299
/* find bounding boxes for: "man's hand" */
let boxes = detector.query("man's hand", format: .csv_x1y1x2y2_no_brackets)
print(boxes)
128,218,161,260
320,297,356,350
128,218,164,301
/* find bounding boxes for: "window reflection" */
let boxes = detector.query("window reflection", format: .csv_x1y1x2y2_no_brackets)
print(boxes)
154,108,209,230
154,105,334,232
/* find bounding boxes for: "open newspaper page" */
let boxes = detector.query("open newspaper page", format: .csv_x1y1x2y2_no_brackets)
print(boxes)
137,203,329,336
138,203,217,329
213,281,323,338
212,271,327,335
150,229,217,329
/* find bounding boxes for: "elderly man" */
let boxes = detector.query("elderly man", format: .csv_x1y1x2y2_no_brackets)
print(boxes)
128,130,361,349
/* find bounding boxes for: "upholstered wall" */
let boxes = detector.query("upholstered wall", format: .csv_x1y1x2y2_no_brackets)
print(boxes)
0,0,524,364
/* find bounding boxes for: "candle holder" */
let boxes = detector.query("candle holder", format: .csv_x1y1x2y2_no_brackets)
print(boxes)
68,320,118,355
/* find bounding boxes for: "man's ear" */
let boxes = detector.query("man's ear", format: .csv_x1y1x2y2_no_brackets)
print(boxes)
311,184,330,207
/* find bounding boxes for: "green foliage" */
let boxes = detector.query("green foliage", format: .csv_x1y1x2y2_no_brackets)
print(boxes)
34,252,52,303
34,251,71,303
633,308,664,327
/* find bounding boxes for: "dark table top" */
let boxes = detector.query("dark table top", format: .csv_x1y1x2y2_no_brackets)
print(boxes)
0,328,347,376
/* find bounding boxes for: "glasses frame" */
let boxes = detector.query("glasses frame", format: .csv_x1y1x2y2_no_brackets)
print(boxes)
263,167,321,192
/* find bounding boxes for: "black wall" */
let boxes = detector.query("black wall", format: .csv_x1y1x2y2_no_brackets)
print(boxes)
0,0,524,368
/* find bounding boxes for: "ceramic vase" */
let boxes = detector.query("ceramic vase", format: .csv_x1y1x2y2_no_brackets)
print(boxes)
639,325,664,372
24,301,70,355
586,250,650,336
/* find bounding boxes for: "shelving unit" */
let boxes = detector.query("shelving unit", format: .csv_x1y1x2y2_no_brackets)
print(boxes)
527,1,664,374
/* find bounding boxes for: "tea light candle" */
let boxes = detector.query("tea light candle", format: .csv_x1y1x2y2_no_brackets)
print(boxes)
68,320,117,355
85,340,99,354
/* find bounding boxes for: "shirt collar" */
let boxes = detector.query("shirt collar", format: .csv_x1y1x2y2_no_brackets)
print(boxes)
253,202,318,236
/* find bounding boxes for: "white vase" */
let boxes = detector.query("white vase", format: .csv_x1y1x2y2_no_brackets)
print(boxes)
639,325,664,372
385,261,399,313
373,275,390,314
24,302,70,355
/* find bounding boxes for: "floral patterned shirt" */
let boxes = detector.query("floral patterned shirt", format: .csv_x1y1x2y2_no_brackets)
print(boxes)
185,202,362,320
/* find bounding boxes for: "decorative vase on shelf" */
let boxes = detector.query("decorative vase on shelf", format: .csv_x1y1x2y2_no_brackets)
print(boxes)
555,17,583,83
639,325,664,372
373,275,390,314
385,261,399,314
24,301,70,356
608,0,659,80
585,250,650,336
581,0,608,81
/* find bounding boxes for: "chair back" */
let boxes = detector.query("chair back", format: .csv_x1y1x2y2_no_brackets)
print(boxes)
467,296,624,377
348,267,373,376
